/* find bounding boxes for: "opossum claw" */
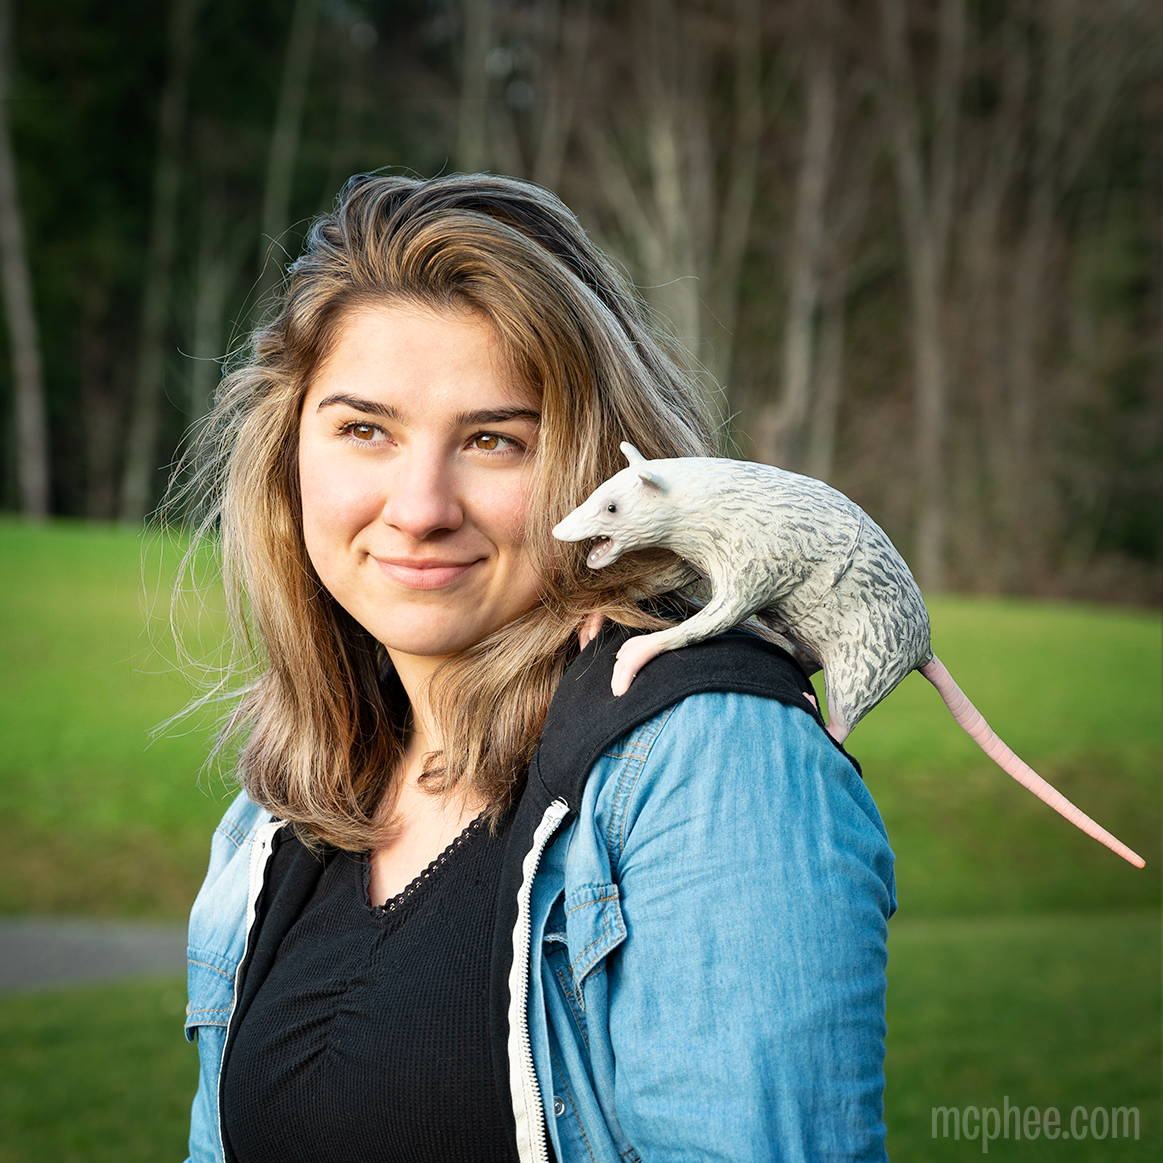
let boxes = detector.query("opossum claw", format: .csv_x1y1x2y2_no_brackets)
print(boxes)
578,611,605,651
612,634,665,696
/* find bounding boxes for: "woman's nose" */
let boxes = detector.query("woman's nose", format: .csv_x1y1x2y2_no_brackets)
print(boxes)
378,447,464,540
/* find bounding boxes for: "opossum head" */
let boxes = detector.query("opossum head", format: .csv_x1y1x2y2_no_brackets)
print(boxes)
552,442,672,569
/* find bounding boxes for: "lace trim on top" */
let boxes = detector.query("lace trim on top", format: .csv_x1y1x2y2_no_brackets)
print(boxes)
363,813,487,917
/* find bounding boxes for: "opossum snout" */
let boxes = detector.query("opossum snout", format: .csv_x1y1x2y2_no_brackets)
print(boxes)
553,500,623,569
553,489,621,542
552,508,599,543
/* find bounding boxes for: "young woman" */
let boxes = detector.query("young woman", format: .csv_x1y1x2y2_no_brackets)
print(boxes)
181,173,896,1163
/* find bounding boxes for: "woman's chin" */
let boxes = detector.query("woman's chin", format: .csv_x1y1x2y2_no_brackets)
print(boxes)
376,612,513,665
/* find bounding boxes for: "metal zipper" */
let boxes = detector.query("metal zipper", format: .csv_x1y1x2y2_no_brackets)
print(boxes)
507,797,570,1163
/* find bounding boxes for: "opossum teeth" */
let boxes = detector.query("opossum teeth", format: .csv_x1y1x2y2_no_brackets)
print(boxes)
587,538,613,568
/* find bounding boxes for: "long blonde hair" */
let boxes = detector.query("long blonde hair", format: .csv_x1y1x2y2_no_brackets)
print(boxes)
173,173,717,850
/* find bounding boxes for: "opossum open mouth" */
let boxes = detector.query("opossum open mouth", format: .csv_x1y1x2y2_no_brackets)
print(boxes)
586,537,615,568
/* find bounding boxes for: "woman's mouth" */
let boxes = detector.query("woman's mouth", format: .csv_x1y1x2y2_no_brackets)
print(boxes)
374,557,479,590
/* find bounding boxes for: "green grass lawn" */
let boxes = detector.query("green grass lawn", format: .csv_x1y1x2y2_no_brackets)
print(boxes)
0,518,1159,1160
885,909,1159,1160
0,519,234,917
0,976,195,1163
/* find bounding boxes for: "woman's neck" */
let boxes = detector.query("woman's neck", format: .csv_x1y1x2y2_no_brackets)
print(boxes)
385,648,448,765
369,647,483,902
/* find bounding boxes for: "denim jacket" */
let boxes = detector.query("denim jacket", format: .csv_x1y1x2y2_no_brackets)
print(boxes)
185,635,896,1163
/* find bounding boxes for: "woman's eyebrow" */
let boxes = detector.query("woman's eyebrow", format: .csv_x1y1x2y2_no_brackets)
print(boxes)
315,393,403,420
454,407,541,426
314,395,539,428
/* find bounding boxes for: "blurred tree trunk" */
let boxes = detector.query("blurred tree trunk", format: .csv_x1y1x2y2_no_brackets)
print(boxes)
955,9,1028,584
458,0,491,171
255,0,320,301
756,38,836,468
581,0,763,429
713,0,764,408
118,0,205,523
0,0,48,517
189,202,248,424
468,0,592,191
878,0,965,590
1001,0,1075,573
639,0,704,364
530,0,591,191
805,114,878,483
804,283,845,482
995,0,1131,582
80,310,118,521
317,17,375,212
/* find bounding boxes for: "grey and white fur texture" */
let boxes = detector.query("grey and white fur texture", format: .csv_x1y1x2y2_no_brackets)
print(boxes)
553,442,1145,868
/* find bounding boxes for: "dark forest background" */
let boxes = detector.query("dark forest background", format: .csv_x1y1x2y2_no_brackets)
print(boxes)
0,0,1159,601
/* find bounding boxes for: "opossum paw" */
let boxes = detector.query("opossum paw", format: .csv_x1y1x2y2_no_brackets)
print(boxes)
578,611,605,651
826,718,851,745
611,636,662,697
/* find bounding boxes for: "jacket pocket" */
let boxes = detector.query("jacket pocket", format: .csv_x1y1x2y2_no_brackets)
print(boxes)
184,946,237,1040
564,881,626,1001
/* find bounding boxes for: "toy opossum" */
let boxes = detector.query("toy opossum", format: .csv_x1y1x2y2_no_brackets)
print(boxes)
553,442,1145,869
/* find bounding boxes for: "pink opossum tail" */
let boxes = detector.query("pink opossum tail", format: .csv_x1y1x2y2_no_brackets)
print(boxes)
920,656,1146,869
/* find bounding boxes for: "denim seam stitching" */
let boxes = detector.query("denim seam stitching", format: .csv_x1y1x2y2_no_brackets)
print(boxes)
564,891,618,916
187,957,235,984
570,900,625,980
601,743,652,761
549,1044,598,1163
555,965,590,1048
214,818,247,848
608,705,677,861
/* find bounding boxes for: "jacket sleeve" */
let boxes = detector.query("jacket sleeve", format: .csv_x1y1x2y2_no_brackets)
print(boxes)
573,692,896,1163
184,790,274,1163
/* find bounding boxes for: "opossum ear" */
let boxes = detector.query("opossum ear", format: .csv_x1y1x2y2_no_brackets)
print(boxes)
620,441,646,465
636,469,664,492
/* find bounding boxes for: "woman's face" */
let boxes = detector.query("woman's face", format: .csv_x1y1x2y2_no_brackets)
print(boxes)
298,301,544,670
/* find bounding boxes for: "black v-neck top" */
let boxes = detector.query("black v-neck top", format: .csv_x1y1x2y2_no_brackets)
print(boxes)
221,814,519,1163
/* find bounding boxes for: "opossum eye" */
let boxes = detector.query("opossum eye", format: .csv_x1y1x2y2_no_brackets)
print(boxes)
606,503,617,513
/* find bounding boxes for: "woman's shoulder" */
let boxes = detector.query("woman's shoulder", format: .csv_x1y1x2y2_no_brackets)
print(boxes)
209,786,276,853
555,688,896,948
597,687,855,799
188,790,280,944
580,689,891,875
536,626,840,803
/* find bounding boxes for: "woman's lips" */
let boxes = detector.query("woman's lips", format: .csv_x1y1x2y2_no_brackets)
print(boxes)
373,556,480,590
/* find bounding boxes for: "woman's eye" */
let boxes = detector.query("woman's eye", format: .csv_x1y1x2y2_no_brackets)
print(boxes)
342,422,383,442
471,432,517,453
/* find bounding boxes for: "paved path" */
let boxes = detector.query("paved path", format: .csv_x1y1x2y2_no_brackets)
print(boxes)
0,918,187,993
